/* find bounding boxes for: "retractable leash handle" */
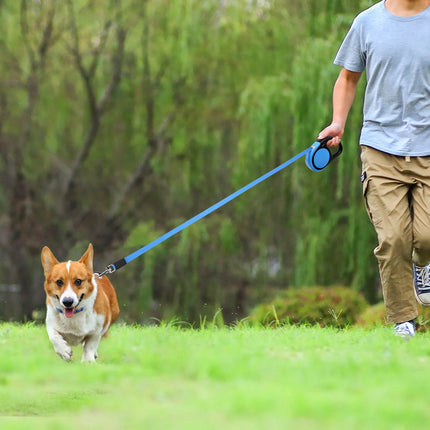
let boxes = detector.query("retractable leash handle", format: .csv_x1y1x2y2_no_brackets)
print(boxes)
305,136,343,172
96,137,343,278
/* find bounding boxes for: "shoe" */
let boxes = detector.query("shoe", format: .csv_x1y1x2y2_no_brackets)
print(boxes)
394,321,415,339
413,264,430,305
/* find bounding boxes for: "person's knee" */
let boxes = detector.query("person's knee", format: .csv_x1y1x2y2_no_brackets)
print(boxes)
376,229,411,261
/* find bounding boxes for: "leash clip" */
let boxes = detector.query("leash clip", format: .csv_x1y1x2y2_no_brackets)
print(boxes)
94,264,116,279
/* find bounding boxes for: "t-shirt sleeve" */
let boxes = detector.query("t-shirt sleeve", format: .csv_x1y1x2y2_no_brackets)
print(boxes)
334,20,366,72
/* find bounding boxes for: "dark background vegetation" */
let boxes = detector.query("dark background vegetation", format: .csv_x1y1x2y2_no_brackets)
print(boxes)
0,0,380,323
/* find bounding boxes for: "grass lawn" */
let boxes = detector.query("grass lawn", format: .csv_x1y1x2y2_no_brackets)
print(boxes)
1,322,430,429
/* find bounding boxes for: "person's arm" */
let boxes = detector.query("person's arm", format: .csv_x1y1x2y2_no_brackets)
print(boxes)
318,67,362,147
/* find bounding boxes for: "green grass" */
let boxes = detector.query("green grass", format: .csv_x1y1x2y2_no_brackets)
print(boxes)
1,323,430,429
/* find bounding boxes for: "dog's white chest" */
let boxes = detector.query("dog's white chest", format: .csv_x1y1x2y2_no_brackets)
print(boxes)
47,306,105,345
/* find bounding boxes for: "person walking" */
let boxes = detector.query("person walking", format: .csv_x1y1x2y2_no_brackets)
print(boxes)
319,0,430,338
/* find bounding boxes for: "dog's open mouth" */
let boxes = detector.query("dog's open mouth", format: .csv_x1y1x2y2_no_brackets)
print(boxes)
64,307,76,318
61,294,85,318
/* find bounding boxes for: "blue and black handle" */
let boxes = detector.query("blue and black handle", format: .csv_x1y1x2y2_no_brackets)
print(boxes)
305,136,343,172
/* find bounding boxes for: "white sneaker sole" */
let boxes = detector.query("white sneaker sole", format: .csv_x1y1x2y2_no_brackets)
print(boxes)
414,289,430,306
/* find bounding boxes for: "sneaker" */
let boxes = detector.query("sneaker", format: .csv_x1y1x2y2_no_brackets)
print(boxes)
413,263,430,305
394,321,415,339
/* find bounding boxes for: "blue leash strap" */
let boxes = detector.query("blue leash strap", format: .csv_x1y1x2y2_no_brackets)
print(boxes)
96,146,313,277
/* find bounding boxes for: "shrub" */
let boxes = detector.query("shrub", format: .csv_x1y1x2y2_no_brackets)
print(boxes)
416,306,430,332
356,302,430,332
249,285,367,328
355,302,388,328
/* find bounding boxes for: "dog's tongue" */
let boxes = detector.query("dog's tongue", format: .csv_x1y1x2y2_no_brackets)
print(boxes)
64,308,75,318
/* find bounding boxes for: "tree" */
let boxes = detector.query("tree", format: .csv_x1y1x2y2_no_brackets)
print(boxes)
0,0,379,322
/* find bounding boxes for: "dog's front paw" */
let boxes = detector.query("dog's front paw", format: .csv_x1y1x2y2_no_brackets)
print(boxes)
54,344,73,362
81,351,97,362
82,335,100,362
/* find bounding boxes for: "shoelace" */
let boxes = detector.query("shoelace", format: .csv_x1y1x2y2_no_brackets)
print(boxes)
416,265,430,291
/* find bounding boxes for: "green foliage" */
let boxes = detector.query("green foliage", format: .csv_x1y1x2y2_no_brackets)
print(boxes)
355,302,388,328
416,306,430,332
356,302,430,333
0,0,381,322
250,285,367,328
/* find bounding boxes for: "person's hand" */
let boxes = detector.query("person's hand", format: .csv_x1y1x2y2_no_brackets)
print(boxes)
318,123,343,147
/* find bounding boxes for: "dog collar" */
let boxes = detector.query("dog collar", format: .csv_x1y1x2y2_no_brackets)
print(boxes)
56,306,86,314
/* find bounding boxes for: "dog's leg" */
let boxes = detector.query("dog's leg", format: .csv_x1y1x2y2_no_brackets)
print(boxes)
47,327,73,362
82,334,101,362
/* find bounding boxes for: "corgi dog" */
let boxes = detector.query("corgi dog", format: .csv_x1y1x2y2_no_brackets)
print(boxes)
41,243,119,362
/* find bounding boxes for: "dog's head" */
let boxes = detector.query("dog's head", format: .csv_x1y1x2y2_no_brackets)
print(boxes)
41,244,95,318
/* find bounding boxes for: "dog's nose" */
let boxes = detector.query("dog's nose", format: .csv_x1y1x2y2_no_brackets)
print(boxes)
62,298,74,308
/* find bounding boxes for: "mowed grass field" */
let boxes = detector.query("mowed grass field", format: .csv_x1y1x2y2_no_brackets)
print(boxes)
1,323,430,429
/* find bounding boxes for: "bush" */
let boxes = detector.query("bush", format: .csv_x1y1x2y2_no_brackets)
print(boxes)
356,302,430,332
355,302,388,328
249,285,367,328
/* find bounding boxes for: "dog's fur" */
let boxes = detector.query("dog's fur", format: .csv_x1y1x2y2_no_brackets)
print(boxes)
41,244,119,362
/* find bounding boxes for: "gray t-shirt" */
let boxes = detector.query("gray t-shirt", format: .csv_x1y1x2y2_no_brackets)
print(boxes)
334,1,430,156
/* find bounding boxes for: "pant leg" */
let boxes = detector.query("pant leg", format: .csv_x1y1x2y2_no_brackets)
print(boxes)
411,157,430,267
361,146,417,324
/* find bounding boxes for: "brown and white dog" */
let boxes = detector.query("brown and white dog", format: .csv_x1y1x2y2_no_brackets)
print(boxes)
41,244,119,362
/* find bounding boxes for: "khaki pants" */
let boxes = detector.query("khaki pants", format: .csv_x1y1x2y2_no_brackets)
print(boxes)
361,145,430,323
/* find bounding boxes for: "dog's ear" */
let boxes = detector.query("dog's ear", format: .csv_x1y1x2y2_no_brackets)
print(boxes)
41,246,59,276
79,243,94,274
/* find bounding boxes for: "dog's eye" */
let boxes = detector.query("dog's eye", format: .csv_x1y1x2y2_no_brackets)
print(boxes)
56,279,64,287
74,279,82,287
